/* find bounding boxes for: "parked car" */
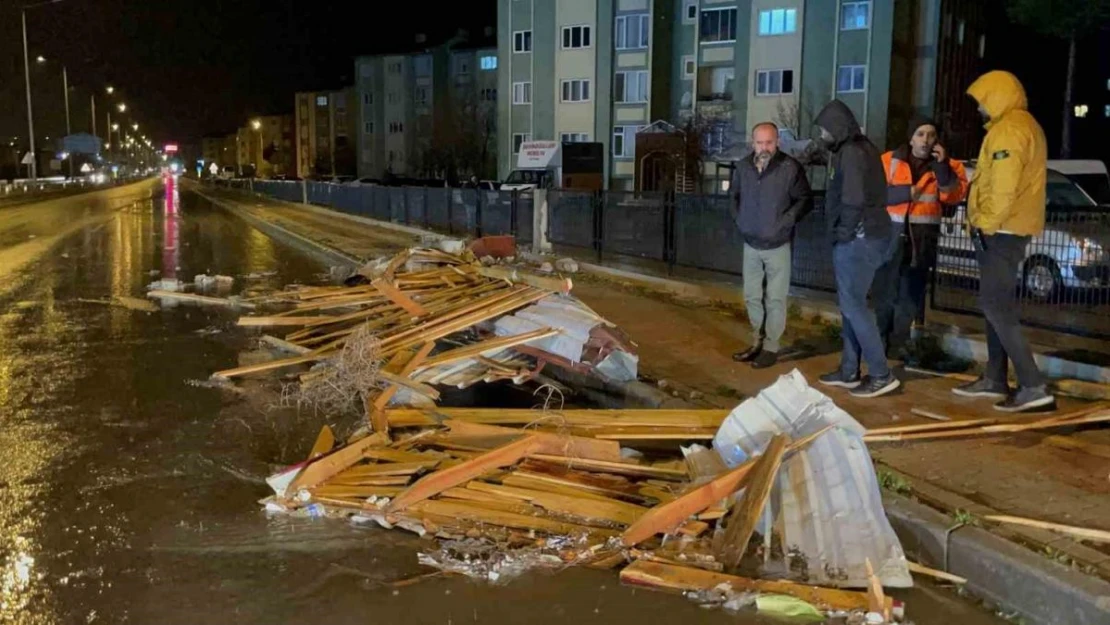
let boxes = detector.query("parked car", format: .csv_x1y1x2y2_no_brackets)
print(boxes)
937,168,1110,301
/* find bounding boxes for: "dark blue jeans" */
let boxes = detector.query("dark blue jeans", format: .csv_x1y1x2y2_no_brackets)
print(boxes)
833,235,894,379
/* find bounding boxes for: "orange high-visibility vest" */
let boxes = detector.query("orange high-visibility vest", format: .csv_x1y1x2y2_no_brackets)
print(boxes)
882,151,969,225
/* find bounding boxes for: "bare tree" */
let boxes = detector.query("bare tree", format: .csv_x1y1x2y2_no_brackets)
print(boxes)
412,90,497,183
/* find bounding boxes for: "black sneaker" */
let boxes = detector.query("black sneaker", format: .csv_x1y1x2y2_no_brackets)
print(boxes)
818,370,861,389
951,377,1009,399
751,350,778,369
850,374,902,398
994,386,1057,413
732,345,762,363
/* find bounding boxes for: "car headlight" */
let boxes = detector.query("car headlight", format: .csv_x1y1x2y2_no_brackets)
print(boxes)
1075,238,1106,266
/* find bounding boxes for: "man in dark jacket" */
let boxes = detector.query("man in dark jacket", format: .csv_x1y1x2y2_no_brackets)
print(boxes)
813,100,899,398
731,123,812,369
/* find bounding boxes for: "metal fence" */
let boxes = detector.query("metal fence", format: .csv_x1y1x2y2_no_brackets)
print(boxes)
230,179,534,245
547,189,838,292
932,206,1110,339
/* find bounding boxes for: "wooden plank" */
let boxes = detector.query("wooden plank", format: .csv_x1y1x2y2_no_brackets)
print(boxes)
260,334,312,355
287,432,388,492
717,434,788,570
466,481,648,526
414,327,559,371
325,475,412,487
306,425,335,461
619,560,882,613
212,352,329,379
386,435,541,512
309,485,404,498
372,277,429,317
444,420,621,463
501,474,642,504
334,461,438,477
865,558,890,621
238,316,337,327
477,265,572,294
147,290,256,309
376,370,440,401
907,561,967,585
983,515,1110,544
910,408,951,422
369,341,437,436
621,426,831,546
407,499,617,539
362,447,446,464
386,408,730,429
528,454,689,481
367,350,409,436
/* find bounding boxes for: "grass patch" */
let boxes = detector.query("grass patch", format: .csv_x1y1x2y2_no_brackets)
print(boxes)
877,469,912,495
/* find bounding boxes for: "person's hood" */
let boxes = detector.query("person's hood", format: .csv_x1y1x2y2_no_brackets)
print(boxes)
967,71,1028,127
813,100,862,148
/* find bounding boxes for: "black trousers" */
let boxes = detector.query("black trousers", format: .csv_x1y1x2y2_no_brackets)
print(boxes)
873,230,930,351
976,233,1045,389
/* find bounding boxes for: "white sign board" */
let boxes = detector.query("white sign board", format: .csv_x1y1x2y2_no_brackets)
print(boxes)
80,163,93,173
21,152,34,165
209,163,219,175
516,141,561,170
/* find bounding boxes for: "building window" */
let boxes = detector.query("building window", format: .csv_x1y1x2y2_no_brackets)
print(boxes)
758,9,797,36
513,30,532,53
363,93,373,105
1104,104,1110,118
612,126,641,158
413,55,432,76
841,1,870,30
562,25,592,49
615,14,649,50
480,55,497,70
700,7,737,43
456,57,470,75
755,69,794,96
364,122,374,134
388,121,405,133
957,19,966,44
698,66,735,101
682,55,695,79
414,86,429,106
615,70,649,103
389,62,402,74
683,1,697,23
836,65,867,93
561,133,589,143
703,120,731,155
316,95,328,106
560,79,591,102
512,133,530,153
512,81,532,104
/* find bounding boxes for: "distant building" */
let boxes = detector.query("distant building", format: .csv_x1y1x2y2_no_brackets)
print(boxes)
496,0,986,191
201,136,224,169
295,89,356,179
354,29,498,181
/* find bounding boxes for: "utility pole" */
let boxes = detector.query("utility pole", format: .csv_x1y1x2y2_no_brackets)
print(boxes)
91,95,97,140
21,10,37,181
63,65,72,177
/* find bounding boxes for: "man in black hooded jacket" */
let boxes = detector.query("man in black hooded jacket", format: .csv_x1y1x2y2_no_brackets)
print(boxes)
812,100,899,398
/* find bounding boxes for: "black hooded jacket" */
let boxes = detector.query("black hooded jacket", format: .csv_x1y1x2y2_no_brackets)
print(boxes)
814,100,891,243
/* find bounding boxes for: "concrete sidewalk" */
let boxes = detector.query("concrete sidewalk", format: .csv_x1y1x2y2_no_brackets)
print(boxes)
189,183,1110,599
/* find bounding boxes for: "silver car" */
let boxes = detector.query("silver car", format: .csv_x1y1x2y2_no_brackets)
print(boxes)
937,169,1110,301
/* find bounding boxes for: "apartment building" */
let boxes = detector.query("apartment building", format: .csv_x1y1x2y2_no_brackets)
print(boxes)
294,88,356,179
354,32,498,180
232,115,295,178
497,0,985,191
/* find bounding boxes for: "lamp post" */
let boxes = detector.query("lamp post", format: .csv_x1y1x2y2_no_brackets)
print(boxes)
21,11,37,180
251,118,263,178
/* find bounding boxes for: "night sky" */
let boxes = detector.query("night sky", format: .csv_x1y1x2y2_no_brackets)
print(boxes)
0,0,495,147
0,0,1103,160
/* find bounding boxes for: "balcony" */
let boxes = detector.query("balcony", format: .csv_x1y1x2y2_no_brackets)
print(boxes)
697,66,734,103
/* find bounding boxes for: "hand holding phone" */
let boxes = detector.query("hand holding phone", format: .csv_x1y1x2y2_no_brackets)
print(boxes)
932,143,948,163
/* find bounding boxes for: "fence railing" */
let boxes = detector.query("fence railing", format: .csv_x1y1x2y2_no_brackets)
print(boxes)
220,178,1110,340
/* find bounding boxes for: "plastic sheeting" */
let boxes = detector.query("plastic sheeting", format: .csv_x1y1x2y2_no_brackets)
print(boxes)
493,297,606,364
712,369,912,589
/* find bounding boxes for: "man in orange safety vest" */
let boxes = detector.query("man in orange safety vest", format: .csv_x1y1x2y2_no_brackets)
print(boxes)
872,117,968,357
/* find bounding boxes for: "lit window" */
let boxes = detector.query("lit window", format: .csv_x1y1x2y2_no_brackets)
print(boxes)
615,15,649,50
316,96,328,106
512,82,532,104
560,133,589,143
841,1,870,30
560,79,591,102
700,8,737,43
480,55,498,70
758,9,797,36
1104,104,1110,118
512,133,530,153
836,65,867,93
1074,104,1089,118
513,31,532,53
615,71,649,103
562,25,592,49
755,69,794,96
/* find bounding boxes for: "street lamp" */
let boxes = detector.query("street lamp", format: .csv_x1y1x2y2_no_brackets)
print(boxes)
36,55,45,63
117,103,126,113
250,118,264,177
106,86,114,94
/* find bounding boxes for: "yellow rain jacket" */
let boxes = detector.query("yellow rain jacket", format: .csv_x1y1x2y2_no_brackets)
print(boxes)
966,71,1047,236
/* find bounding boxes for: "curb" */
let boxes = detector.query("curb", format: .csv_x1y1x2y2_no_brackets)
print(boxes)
883,493,1110,625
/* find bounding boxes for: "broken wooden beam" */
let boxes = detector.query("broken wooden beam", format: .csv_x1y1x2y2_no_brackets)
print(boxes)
372,277,429,317
716,434,788,570
287,432,389,492
619,560,883,613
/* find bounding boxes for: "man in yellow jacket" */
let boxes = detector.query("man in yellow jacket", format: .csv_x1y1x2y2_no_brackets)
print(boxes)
953,70,1054,413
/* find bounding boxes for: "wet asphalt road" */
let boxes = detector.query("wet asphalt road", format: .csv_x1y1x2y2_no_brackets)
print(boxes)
0,181,1011,624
